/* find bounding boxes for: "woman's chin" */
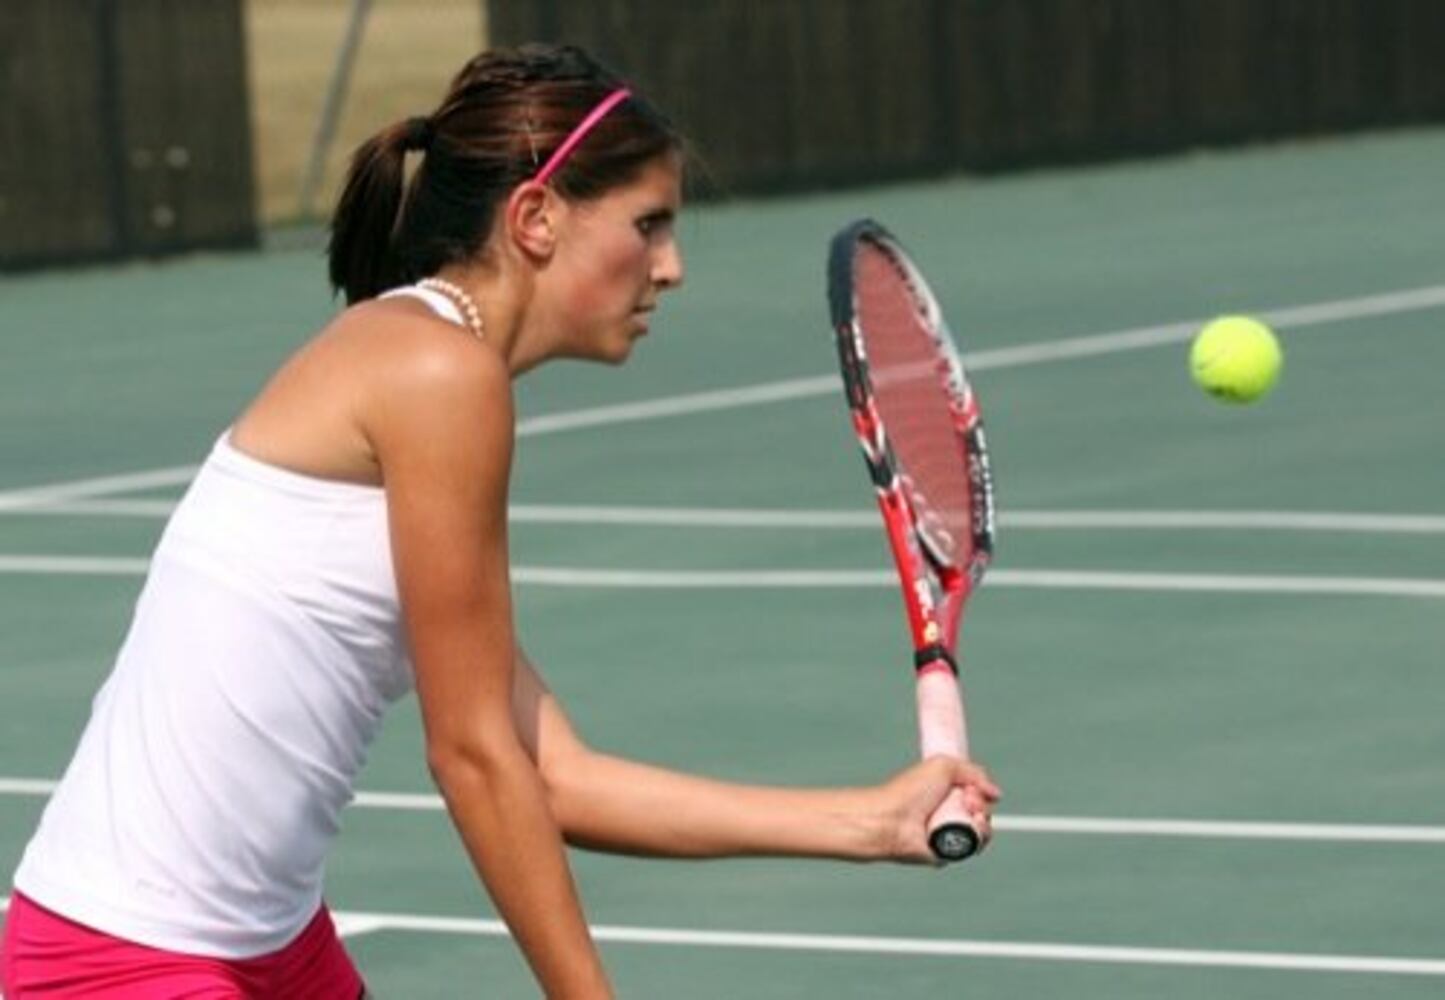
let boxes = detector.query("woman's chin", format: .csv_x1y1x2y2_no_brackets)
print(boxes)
604,325,647,363
561,323,646,365
570,338,634,366
605,340,637,364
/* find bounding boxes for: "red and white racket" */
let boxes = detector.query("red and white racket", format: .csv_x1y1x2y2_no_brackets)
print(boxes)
827,219,997,862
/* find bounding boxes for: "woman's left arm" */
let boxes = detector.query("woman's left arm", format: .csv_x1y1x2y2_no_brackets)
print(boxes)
511,649,1000,865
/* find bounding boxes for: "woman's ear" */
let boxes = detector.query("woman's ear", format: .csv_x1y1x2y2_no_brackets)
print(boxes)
504,182,557,260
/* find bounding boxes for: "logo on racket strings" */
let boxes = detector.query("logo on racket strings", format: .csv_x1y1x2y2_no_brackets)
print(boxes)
901,474,959,565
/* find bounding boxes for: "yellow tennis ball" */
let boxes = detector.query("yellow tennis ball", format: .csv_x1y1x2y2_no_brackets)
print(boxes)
1189,315,1282,404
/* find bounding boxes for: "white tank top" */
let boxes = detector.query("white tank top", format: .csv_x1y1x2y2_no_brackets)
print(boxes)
13,286,462,957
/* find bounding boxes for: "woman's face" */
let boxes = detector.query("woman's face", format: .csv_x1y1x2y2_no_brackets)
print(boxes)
546,152,685,363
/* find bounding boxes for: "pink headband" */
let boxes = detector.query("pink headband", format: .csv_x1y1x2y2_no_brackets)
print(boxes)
533,88,632,184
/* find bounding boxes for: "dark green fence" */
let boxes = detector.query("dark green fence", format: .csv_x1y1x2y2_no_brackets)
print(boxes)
489,0,1445,194
0,0,256,270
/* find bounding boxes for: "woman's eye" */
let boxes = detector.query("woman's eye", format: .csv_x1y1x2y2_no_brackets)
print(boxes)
636,212,673,238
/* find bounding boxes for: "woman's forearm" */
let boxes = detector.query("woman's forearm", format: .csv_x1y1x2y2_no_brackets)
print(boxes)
433,738,612,997
549,751,888,861
513,650,999,866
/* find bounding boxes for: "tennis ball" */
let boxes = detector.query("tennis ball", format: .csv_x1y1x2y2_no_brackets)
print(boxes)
1189,315,1282,404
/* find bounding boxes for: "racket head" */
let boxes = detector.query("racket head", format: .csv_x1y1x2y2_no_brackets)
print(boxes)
828,218,996,624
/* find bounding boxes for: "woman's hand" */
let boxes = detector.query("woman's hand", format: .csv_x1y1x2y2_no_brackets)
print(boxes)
871,757,1001,865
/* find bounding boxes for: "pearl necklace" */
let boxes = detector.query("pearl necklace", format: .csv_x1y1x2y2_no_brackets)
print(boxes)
417,277,484,340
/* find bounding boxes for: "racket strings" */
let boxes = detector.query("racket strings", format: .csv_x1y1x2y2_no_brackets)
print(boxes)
855,245,977,570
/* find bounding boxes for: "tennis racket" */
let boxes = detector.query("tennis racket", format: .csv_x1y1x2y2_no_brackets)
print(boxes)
827,219,997,863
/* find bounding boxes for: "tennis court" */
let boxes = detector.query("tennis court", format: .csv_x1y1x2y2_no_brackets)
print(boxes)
2,125,1443,998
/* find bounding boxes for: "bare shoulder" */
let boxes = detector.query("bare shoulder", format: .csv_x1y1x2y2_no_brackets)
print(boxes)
344,297,514,453
353,299,516,580
344,296,509,394
230,295,508,487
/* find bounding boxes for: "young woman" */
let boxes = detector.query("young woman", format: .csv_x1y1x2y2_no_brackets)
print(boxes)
1,44,999,998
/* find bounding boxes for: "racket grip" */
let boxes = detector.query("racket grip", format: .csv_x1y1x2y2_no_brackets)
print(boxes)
916,665,982,863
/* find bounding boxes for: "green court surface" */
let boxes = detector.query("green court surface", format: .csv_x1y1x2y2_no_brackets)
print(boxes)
3,127,1444,997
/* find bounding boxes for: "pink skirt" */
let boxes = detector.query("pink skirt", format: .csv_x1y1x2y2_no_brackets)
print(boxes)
0,892,365,998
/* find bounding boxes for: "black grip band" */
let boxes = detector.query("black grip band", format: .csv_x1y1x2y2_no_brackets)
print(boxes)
913,645,957,674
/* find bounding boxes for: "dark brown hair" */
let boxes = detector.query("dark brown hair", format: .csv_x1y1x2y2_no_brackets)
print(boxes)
328,44,683,304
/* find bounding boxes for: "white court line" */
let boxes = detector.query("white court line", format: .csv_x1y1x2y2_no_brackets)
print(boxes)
3,282,1443,512
0,468,196,513
514,375,841,436
11,502,1445,538
331,913,392,938
997,815,1445,844
1002,510,1445,535
509,508,1445,535
0,556,151,576
510,283,1445,436
0,779,58,796
514,567,1445,598
2,779,1442,845
352,791,445,811
324,908,1445,977
988,569,1445,599
0,499,179,518
2,890,1434,975
3,557,1445,597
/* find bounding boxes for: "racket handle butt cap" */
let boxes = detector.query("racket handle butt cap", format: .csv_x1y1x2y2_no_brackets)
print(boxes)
930,822,981,863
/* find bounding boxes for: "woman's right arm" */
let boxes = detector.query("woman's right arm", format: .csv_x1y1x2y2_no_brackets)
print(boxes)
364,320,610,999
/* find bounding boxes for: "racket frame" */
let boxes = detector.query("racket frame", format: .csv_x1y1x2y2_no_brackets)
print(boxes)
827,219,997,862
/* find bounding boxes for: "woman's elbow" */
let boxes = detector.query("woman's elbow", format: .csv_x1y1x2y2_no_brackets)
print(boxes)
425,730,524,792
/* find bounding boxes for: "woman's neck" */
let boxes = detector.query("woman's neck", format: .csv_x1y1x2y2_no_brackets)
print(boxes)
432,263,549,377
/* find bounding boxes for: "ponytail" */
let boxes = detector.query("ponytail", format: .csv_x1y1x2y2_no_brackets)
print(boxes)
327,122,412,305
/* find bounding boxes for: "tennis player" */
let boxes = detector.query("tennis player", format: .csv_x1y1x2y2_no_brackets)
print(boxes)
0,44,999,998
